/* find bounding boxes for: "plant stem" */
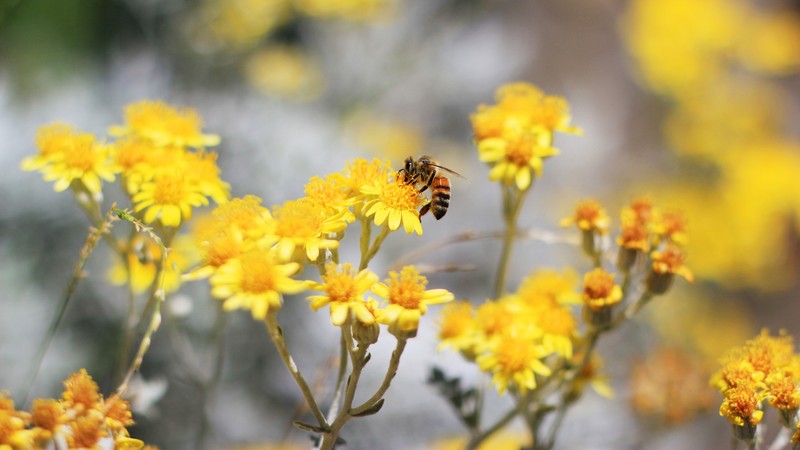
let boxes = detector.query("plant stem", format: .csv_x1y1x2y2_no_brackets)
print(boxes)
351,337,407,415
22,207,117,404
466,406,519,450
319,341,369,450
264,314,329,430
494,186,527,298
326,329,350,423
361,226,391,270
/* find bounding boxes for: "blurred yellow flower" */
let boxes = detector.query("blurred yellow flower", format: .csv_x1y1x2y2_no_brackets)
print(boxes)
582,268,622,312
293,0,395,21
110,100,220,148
133,168,210,227
22,124,118,194
109,234,199,294
436,301,478,353
477,327,552,395
478,129,557,190
244,46,324,101
345,111,424,162
560,198,610,234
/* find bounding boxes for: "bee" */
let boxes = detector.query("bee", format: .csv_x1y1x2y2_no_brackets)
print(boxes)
398,155,463,220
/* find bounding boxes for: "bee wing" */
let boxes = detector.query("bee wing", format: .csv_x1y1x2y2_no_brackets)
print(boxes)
428,163,465,179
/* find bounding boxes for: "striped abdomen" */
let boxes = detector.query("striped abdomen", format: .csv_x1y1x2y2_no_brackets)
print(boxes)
430,175,451,220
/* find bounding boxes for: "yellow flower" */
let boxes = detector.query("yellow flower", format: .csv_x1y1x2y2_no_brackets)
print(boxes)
304,175,357,221
110,100,220,148
268,198,348,262
582,268,623,311
133,168,210,227
30,399,66,433
338,157,394,200
210,247,307,320
560,199,610,234
308,263,379,326
477,327,553,395
362,177,425,235
294,0,394,21
113,138,162,195
515,268,580,306
22,124,118,194
719,383,765,427
475,299,517,342
108,234,199,294
62,369,101,413
652,210,688,246
436,301,478,353
244,45,324,101
477,128,558,190
646,245,694,294
188,196,273,279
372,266,454,333
184,150,231,204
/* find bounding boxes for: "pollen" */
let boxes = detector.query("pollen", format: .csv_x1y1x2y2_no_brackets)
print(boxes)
31,399,64,431
152,172,191,205
69,413,105,448
720,383,763,426
274,199,325,238
103,395,134,431
495,335,539,373
538,305,577,336
322,264,359,303
504,133,534,166
62,369,100,412
386,266,427,309
239,252,278,294
381,179,423,211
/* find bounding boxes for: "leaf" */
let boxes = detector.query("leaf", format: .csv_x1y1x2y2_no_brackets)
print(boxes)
351,398,385,417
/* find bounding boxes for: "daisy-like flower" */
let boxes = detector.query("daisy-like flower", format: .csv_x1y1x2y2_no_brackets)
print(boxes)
22,124,118,194
372,266,454,336
560,198,610,234
362,177,426,235
133,168,209,227
308,263,379,326
304,175,357,221
184,150,231,204
437,301,478,354
267,198,349,262
477,327,553,395
337,157,394,203
108,233,199,294
719,382,765,428
188,196,274,279
582,268,623,312
582,268,623,328
477,128,558,191
646,245,694,295
110,100,220,148
210,247,307,320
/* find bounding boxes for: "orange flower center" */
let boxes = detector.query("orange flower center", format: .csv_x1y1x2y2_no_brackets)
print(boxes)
496,335,537,373
504,134,534,166
239,254,278,294
324,267,358,304
153,172,190,205
583,268,616,299
274,200,324,238
387,267,427,309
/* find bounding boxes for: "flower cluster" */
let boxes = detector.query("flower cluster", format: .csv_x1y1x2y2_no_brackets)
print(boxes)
622,0,800,290
194,158,451,325
0,370,149,449
711,330,800,444
470,82,581,190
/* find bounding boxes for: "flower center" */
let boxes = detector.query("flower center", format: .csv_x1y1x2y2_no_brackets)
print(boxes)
62,136,99,172
274,200,323,238
496,336,537,373
387,266,427,309
382,180,422,211
324,270,358,304
504,134,534,166
537,306,577,336
583,269,616,299
153,172,190,205
239,254,277,294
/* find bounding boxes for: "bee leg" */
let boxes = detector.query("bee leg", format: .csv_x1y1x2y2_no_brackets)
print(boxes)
418,170,435,193
419,203,431,218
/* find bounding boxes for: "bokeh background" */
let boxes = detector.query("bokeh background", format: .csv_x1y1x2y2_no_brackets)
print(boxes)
1,0,800,448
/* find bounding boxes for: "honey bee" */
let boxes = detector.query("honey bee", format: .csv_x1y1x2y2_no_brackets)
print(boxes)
398,155,463,220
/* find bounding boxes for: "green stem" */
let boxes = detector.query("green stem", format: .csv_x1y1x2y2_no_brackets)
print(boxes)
494,186,527,298
360,226,390,270
351,337,407,415
326,329,351,423
21,207,117,404
264,314,329,430
320,341,369,450
466,406,519,450
358,217,372,270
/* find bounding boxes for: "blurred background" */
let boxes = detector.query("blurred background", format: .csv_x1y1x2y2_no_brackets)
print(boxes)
1,0,800,448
